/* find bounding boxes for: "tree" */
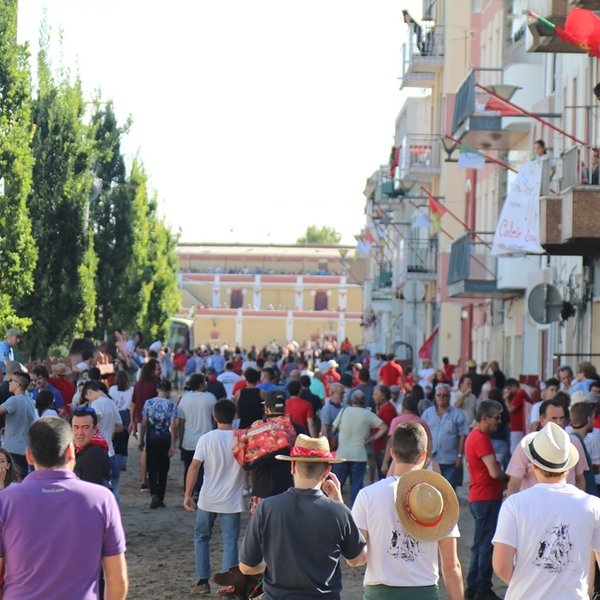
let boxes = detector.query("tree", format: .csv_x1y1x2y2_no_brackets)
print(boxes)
22,26,97,358
297,225,341,245
143,196,180,342
0,0,38,334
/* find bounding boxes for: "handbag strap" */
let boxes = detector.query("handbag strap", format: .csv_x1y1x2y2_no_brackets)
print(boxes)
332,407,346,434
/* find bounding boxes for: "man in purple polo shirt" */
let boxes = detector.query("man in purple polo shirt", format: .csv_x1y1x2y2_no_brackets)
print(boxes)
0,417,128,600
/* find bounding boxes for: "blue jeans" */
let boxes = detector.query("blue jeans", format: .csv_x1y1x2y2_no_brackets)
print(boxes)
438,463,459,489
332,461,367,506
110,454,127,505
194,509,241,580
466,500,502,593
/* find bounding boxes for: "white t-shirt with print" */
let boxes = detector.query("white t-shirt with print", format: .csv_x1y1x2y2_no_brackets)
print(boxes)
108,386,133,412
193,429,244,514
493,483,600,600
352,476,459,587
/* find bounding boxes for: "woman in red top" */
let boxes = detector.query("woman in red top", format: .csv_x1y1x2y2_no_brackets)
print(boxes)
130,358,161,491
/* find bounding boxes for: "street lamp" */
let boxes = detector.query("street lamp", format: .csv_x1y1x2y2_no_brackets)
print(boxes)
488,84,521,101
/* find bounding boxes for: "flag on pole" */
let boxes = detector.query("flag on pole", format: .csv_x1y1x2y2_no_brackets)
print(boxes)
458,144,485,170
428,196,447,232
530,8,600,58
418,324,439,360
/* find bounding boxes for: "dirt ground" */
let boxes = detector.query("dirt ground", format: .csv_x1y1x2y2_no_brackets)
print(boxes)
121,439,507,599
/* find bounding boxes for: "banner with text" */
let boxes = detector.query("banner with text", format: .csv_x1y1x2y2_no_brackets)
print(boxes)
491,159,544,256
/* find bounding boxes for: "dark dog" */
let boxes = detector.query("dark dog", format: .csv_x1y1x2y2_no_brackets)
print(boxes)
212,565,261,599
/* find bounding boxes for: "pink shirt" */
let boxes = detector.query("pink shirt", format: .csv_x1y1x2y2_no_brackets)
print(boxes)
388,413,430,437
506,433,589,490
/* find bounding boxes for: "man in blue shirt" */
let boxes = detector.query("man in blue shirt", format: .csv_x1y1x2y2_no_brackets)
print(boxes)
0,328,21,376
31,365,64,412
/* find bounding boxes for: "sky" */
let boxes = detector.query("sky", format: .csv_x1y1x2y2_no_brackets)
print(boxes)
17,0,421,245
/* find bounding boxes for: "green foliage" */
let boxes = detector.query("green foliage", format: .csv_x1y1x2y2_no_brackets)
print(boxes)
297,225,341,245
21,29,96,358
0,0,38,335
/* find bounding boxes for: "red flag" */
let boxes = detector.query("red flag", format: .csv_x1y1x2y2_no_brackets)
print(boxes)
418,325,439,360
555,8,600,58
428,196,447,232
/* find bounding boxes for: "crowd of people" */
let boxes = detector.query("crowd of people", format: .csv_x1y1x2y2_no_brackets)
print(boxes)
1,324,600,599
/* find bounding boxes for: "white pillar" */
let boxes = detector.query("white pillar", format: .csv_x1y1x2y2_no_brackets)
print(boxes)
337,314,346,342
253,275,261,308
286,311,294,342
212,275,220,308
235,309,243,346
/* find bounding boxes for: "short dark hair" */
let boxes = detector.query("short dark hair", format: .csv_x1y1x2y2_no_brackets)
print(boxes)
540,398,565,418
295,461,328,479
594,82,600,100
33,365,49,379
476,399,503,422
535,138,546,149
545,377,560,388
392,422,428,465
505,378,519,388
35,390,55,413
28,418,73,468
87,366,101,381
386,353,395,361
262,367,276,382
157,379,172,393
213,399,236,424
358,367,370,383
376,384,391,401
287,380,301,396
12,371,30,392
570,402,592,427
244,367,260,384
589,379,600,392
187,373,206,391
72,405,98,427
299,375,311,388
225,362,234,370
401,394,419,414
558,365,574,378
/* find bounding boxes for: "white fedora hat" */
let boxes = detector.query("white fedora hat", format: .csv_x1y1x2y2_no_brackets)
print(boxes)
521,422,579,473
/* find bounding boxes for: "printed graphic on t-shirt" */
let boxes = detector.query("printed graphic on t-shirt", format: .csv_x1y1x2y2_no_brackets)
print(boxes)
533,523,573,573
388,521,421,562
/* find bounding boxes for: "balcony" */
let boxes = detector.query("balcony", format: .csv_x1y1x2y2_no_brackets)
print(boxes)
451,71,529,151
391,134,441,185
393,237,438,288
400,23,444,89
527,0,588,54
446,233,525,298
539,146,600,256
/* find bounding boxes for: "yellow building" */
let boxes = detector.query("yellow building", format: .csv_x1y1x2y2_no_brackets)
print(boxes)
173,243,366,350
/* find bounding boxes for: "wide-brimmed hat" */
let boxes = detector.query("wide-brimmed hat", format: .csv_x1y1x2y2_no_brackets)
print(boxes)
275,434,345,463
52,363,72,376
396,469,459,542
521,421,579,473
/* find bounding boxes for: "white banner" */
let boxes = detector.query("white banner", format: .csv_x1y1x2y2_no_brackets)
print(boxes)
492,159,544,256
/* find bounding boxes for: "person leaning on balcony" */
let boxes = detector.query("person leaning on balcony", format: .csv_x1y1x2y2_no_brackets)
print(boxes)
582,149,600,185
533,139,556,181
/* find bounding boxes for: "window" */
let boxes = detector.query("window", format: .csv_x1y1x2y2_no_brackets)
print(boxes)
314,291,328,311
230,289,243,309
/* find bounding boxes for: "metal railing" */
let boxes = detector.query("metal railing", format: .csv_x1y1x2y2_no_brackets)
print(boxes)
405,237,438,274
447,233,496,285
401,23,444,77
395,134,441,179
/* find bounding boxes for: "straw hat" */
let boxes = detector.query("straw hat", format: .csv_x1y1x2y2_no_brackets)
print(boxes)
521,421,579,473
396,470,459,542
275,434,345,463
52,363,72,376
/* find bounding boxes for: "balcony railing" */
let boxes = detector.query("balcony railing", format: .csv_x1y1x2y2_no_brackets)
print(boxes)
447,233,524,298
392,134,441,183
451,70,529,151
400,23,444,89
406,237,438,275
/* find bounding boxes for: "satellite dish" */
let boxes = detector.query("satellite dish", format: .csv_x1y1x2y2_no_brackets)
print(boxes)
403,280,425,302
528,283,563,324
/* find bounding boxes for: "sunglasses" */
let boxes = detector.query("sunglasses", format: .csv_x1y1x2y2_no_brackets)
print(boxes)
488,414,501,421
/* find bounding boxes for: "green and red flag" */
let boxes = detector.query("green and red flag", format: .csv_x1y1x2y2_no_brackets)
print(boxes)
530,7,600,58
428,196,447,232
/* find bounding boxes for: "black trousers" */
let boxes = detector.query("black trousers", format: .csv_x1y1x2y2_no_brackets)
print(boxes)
181,447,203,495
146,437,171,500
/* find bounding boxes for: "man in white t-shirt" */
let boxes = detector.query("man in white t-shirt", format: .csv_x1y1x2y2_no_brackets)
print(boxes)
493,421,600,600
528,377,559,432
183,399,244,597
352,421,463,600
418,358,435,390
216,362,242,398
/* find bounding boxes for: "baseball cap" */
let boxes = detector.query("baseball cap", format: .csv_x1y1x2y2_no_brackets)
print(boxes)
264,390,286,413
6,328,21,337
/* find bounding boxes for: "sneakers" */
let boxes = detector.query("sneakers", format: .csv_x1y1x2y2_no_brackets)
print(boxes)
149,495,161,509
191,581,210,595
140,483,149,492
